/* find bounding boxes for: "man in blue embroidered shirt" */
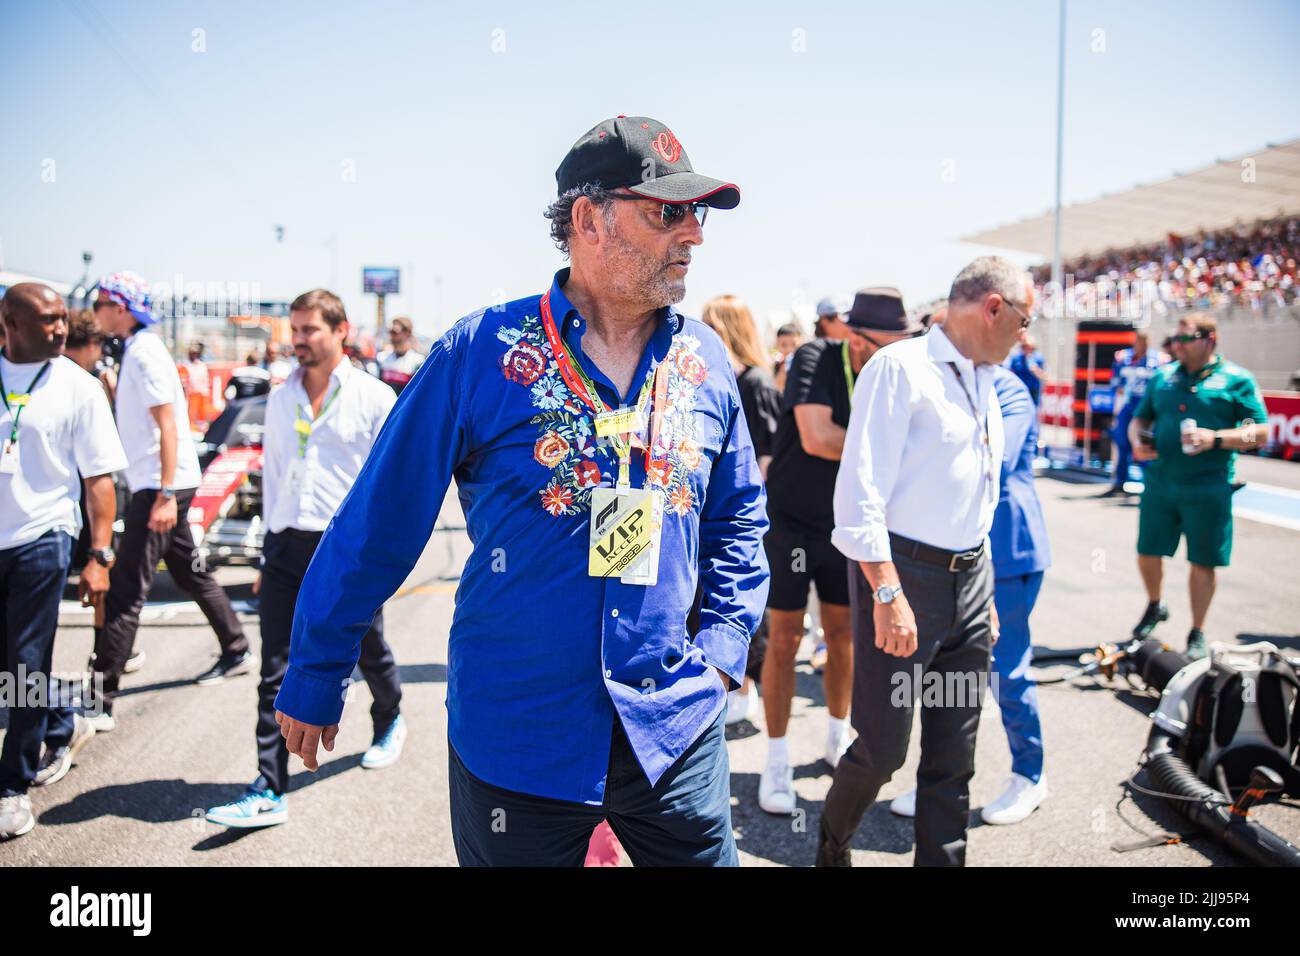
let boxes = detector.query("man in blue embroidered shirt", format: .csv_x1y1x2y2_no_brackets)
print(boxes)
274,116,769,866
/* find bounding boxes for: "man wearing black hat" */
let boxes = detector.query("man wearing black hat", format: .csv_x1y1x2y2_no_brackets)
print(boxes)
758,288,921,816
272,116,769,866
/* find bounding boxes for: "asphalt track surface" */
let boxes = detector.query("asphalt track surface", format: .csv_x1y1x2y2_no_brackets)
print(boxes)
3,456,1297,867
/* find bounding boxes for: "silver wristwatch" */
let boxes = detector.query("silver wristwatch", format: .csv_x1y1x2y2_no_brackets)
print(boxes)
159,486,176,500
874,584,904,605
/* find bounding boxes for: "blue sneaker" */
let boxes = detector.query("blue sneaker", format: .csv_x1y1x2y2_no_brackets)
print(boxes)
361,715,407,770
206,784,288,828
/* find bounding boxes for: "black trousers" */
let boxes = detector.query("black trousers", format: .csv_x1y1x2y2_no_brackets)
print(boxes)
256,528,401,795
94,489,248,707
820,549,994,866
448,708,736,866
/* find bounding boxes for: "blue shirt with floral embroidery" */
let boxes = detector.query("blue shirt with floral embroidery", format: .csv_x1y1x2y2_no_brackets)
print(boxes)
275,269,770,804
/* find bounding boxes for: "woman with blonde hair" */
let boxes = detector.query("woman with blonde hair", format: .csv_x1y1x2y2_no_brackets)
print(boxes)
699,294,781,726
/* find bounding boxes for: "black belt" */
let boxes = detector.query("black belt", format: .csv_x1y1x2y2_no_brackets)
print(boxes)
888,532,985,573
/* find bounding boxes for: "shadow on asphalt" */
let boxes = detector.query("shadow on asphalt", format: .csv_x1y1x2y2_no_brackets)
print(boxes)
36,753,365,832
394,662,447,684
1238,632,1300,652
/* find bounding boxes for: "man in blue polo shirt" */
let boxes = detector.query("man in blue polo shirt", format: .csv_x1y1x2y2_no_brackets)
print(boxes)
273,116,769,866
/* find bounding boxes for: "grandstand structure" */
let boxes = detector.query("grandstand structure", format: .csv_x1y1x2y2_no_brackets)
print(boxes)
963,139,1300,466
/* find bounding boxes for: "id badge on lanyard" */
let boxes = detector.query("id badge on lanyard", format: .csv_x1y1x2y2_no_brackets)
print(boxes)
539,291,668,586
0,435,17,475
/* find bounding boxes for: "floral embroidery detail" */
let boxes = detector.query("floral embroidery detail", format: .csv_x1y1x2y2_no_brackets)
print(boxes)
499,310,713,516
530,374,569,410
675,349,707,385
573,460,602,489
647,458,675,488
534,430,570,468
500,339,546,386
677,437,702,472
540,480,575,516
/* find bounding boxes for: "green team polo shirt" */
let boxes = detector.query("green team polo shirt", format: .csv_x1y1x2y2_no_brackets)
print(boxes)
1133,354,1268,483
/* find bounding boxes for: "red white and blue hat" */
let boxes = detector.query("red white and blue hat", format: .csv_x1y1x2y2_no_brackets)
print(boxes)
97,271,158,326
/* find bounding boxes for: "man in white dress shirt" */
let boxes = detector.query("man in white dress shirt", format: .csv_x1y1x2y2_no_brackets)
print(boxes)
206,289,405,829
815,256,1034,867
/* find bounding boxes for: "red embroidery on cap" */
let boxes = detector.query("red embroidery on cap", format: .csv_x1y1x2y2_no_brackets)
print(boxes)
641,123,649,129
651,130,682,164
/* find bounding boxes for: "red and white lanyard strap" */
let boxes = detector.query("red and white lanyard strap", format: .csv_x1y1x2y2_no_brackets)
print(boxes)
540,291,666,490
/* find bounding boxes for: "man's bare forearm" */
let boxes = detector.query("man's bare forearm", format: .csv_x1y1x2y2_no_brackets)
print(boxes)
859,560,901,590
1215,422,1267,451
151,404,177,487
84,474,117,549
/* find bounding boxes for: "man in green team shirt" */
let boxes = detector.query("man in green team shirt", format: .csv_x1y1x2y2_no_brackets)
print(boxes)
1128,312,1269,659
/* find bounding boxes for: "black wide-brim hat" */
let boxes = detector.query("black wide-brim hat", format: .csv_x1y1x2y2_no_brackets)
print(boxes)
556,115,740,209
845,287,925,335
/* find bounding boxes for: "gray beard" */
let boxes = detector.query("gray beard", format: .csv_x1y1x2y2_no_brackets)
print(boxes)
603,230,688,308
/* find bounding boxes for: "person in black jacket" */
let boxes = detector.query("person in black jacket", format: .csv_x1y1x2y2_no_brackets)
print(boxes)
701,295,780,725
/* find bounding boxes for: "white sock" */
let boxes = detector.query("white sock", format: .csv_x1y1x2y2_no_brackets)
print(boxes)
826,715,847,744
767,736,790,768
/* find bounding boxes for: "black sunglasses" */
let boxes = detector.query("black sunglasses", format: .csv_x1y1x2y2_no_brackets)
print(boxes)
1170,331,1209,344
608,192,708,230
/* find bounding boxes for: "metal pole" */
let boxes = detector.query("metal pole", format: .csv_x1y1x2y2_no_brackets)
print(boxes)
1050,0,1068,444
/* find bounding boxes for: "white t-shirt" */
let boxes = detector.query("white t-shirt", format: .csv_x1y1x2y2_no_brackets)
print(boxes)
0,354,128,551
115,329,203,493
262,356,396,533
377,348,425,394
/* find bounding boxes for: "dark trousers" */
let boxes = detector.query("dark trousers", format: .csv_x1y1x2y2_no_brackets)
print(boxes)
256,528,401,795
820,549,994,866
0,531,77,796
93,488,248,708
449,707,737,866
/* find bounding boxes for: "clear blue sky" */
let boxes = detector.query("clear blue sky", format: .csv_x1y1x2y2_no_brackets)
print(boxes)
3,0,1297,339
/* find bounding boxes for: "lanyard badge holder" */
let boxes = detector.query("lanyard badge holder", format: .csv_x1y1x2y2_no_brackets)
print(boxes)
948,363,996,505
539,292,666,586
0,355,52,476
287,383,340,501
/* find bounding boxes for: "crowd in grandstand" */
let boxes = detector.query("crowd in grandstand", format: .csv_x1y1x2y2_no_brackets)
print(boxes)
1031,215,1298,311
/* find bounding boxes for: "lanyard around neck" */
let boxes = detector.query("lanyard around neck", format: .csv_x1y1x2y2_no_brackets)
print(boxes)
0,349,53,443
294,381,342,458
841,341,856,394
947,362,994,487
539,290,665,489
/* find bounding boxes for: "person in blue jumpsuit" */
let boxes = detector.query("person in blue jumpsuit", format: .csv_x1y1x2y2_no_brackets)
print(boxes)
1104,330,1164,496
889,362,1051,825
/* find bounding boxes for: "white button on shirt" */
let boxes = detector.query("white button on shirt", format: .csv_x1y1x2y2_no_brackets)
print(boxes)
832,324,1005,564
263,356,396,533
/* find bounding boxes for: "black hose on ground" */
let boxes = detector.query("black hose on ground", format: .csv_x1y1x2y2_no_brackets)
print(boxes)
1144,728,1300,867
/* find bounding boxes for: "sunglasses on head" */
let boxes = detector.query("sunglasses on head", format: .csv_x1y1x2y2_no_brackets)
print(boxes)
609,192,708,230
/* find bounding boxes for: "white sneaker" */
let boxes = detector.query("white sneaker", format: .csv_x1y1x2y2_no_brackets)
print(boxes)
84,710,115,733
980,773,1048,825
725,685,758,726
823,727,852,769
758,762,796,815
889,788,917,818
361,715,407,770
33,715,97,787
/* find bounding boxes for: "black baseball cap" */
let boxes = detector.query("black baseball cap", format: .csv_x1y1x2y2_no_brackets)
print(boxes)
556,115,740,209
